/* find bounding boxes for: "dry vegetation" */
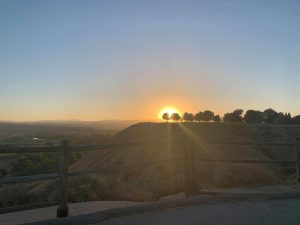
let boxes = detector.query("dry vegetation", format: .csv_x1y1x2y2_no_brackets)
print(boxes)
1,122,300,207
67,123,300,201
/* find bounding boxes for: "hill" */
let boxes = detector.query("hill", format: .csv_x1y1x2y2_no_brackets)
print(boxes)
67,123,300,201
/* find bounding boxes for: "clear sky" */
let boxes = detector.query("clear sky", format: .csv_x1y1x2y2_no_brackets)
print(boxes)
1,0,299,121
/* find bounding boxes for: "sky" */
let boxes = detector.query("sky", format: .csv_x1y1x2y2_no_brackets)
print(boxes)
0,0,299,121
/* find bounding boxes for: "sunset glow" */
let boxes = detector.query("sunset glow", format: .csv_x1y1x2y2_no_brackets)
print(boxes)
1,2,300,224
158,106,181,120
1,1,300,121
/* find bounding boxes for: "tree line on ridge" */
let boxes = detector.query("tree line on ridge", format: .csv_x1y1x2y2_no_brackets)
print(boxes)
162,108,300,124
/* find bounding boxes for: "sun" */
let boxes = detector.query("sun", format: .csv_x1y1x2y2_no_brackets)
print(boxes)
158,106,181,120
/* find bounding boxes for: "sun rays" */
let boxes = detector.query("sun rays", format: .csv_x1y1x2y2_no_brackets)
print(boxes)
158,106,181,120
177,123,216,160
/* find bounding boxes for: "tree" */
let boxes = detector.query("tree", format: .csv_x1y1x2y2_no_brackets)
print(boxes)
194,111,204,122
276,112,292,124
11,153,59,175
263,108,278,123
162,112,170,122
244,110,264,123
293,115,300,124
223,109,244,123
170,113,181,122
213,115,221,123
203,110,214,122
183,112,194,122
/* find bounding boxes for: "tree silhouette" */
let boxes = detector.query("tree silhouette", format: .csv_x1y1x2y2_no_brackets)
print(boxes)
203,110,214,122
244,110,264,123
183,112,194,122
213,115,221,123
293,115,300,124
171,113,181,122
194,111,204,122
173,108,296,125
263,108,278,123
162,112,170,123
276,112,292,124
223,109,244,123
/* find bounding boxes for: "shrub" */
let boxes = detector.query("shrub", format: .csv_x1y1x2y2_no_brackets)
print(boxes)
0,184,34,207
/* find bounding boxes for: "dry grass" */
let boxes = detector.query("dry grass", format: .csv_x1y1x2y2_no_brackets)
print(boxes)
2,123,300,205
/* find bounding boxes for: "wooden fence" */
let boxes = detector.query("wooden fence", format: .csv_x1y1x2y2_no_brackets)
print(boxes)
0,138,300,217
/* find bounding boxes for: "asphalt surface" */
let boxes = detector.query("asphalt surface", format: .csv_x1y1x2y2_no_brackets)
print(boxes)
7,186,299,225
0,201,142,225
98,198,300,225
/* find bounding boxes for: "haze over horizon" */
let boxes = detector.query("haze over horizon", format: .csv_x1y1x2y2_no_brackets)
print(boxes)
1,0,299,121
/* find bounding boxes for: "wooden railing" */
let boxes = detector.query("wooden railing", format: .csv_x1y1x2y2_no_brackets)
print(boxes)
0,138,300,217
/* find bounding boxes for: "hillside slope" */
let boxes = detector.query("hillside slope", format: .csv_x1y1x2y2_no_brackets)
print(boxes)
68,123,300,200
71,123,300,169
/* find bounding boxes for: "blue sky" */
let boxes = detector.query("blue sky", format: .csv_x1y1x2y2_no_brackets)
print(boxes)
0,0,299,120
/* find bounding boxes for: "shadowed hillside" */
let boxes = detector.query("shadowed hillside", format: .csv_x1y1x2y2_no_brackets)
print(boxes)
71,122,300,169
67,123,300,201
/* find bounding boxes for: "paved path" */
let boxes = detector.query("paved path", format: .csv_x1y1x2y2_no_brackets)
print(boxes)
0,201,142,225
99,198,300,225
1,185,299,225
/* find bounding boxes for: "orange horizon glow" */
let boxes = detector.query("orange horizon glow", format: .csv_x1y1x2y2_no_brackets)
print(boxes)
157,106,181,120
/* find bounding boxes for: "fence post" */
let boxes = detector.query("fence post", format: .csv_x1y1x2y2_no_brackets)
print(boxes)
190,140,198,196
296,138,300,184
57,140,69,218
184,138,192,197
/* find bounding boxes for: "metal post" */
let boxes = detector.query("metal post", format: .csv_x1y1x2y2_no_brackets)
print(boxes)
190,141,198,195
296,138,300,184
184,138,192,197
57,140,69,218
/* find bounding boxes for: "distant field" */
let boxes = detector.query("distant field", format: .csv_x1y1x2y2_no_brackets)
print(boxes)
0,121,133,177
0,120,139,141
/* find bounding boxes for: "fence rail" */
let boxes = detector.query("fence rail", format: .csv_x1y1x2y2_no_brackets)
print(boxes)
0,173,59,185
194,159,299,164
1,141,296,154
0,201,58,214
202,141,296,146
0,138,300,217
0,146,60,153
